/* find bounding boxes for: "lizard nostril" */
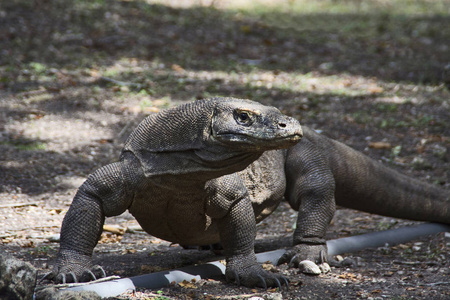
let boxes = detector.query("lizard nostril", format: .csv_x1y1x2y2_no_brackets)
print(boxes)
278,122,286,128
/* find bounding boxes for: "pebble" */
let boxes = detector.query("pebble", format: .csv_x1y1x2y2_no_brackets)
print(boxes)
298,260,321,275
46,234,60,242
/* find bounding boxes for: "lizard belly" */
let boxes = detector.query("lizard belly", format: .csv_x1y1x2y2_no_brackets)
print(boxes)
128,179,220,245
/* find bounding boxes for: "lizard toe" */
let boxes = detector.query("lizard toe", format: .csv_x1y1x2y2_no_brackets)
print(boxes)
68,272,78,283
281,276,290,289
277,249,296,266
257,274,267,289
225,269,241,286
39,271,54,283
91,265,107,279
80,269,97,282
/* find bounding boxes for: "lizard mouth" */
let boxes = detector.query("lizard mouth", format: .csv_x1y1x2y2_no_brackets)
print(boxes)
215,131,303,150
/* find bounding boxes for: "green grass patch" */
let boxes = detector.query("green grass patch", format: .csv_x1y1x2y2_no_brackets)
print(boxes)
1,141,47,151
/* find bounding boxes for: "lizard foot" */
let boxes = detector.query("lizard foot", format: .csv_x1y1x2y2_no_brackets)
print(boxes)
46,264,106,284
226,259,288,288
49,250,107,283
278,244,330,275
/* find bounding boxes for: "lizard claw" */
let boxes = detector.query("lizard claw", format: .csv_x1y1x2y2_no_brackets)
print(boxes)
320,250,327,264
39,271,54,283
68,272,78,283
257,275,268,290
230,270,241,286
59,273,67,284
82,270,97,282
281,276,290,289
274,277,281,289
91,265,107,279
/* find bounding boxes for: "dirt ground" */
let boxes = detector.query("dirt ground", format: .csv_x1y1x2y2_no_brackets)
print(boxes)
1,0,449,299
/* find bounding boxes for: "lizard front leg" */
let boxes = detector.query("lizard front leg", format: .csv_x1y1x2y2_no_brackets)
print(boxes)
206,174,287,288
51,160,135,283
281,139,336,274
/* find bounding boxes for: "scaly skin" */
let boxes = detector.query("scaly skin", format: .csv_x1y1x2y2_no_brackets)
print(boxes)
50,98,449,287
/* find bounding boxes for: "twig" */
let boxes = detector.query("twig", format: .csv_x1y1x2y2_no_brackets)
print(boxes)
0,234,17,239
423,282,450,286
393,260,439,266
0,202,39,209
216,293,275,299
5,225,59,232
99,76,142,89
117,120,133,141
17,87,47,98
54,276,121,289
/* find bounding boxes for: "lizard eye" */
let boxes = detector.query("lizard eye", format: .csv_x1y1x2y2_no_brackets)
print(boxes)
234,110,254,126
239,112,249,121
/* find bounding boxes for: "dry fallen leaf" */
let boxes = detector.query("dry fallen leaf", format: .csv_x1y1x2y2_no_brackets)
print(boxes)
103,224,126,235
122,249,137,254
369,141,392,149
368,85,384,94
171,64,185,73
262,263,276,271
142,106,160,114
99,232,123,244
178,279,198,289
338,273,358,281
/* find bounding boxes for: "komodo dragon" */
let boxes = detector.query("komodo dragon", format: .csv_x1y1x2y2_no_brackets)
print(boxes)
49,97,449,288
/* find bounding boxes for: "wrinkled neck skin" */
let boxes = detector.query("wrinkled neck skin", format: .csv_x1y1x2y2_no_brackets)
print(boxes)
193,141,264,179
139,144,264,190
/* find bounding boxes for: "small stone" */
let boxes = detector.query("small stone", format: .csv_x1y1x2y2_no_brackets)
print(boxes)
411,156,432,170
298,260,321,275
46,234,61,242
431,144,447,159
335,255,344,262
319,262,331,273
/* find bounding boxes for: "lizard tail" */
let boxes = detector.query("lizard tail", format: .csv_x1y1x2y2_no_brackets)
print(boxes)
329,140,449,224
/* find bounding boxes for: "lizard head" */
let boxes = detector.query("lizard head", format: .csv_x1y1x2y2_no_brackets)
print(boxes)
210,98,303,151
